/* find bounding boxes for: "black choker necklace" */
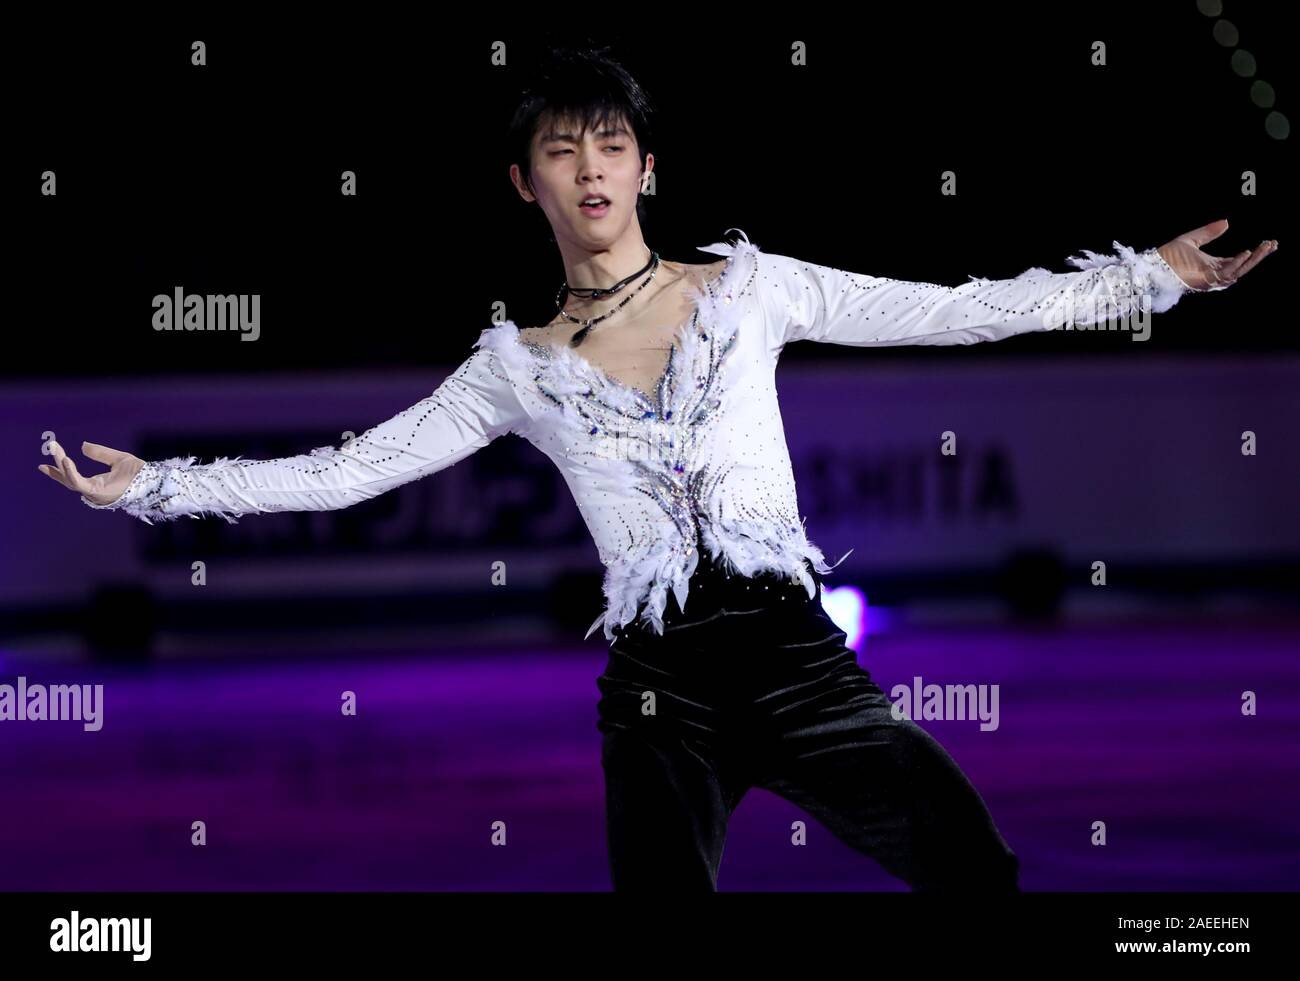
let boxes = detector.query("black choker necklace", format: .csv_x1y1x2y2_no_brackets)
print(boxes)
556,250,661,347
563,248,657,300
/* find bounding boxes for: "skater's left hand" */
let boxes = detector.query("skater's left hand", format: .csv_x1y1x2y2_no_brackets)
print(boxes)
1157,219,1278,291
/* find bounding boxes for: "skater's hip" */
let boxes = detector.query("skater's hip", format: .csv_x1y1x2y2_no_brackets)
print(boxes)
597,560,884,735
612,553,826,639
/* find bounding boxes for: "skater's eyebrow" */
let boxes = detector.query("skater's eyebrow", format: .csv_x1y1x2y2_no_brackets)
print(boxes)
540,125,631,144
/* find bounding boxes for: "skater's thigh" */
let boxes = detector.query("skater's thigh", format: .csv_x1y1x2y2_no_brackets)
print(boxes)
601,725,748,819
599,725,751,891
754,693,1019,890
758,702,977,819
597,639,752,856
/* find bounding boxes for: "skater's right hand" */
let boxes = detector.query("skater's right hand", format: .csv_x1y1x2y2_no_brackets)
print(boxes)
38,440,146,507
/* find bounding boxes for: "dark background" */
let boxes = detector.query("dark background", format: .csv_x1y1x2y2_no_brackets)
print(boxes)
8,6,1292,384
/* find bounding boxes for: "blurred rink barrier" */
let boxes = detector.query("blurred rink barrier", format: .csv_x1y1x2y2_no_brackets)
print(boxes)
3,353,1297,661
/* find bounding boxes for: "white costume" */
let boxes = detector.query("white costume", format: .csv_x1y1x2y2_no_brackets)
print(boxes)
85,229,1191,641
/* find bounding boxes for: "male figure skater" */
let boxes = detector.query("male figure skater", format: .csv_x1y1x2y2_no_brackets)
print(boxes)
42,46,1276,891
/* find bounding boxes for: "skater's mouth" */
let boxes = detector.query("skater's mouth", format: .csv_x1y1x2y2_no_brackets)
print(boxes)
578,194,611,217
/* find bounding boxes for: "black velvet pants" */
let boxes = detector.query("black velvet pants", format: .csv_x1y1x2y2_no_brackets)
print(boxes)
596,553,1020,892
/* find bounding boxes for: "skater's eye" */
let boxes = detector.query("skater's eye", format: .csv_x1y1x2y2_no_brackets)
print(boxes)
549,146,623,156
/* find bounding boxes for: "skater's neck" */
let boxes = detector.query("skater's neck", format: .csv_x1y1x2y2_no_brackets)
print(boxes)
553,226,655,315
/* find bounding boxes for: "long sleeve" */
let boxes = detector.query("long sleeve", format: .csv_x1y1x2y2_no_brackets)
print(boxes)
82,345,529,524
758,240,1193,356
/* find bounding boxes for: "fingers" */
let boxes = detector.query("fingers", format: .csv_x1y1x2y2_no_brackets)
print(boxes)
37,440,79,492
1202,239,1278,290
47,439,71,480
38,439,132,497
1184,218,1230,247
1232,239,1279,279
48,439,90,493
58,451,89,493
82,441,129,466
1215,249,1255,283
37,462,72,490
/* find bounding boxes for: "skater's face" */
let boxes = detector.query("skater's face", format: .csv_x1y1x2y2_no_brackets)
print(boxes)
511,109,652,248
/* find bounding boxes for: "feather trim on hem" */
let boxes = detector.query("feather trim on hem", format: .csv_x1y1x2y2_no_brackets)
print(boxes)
584,521,856,644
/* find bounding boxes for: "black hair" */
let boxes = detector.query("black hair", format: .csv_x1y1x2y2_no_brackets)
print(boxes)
507,44,656,227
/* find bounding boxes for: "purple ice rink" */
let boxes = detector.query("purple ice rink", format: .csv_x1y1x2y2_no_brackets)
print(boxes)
2,612,1297,891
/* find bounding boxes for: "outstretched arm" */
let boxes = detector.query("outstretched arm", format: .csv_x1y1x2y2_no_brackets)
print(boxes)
39,343,529,524
759,220,1277,355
